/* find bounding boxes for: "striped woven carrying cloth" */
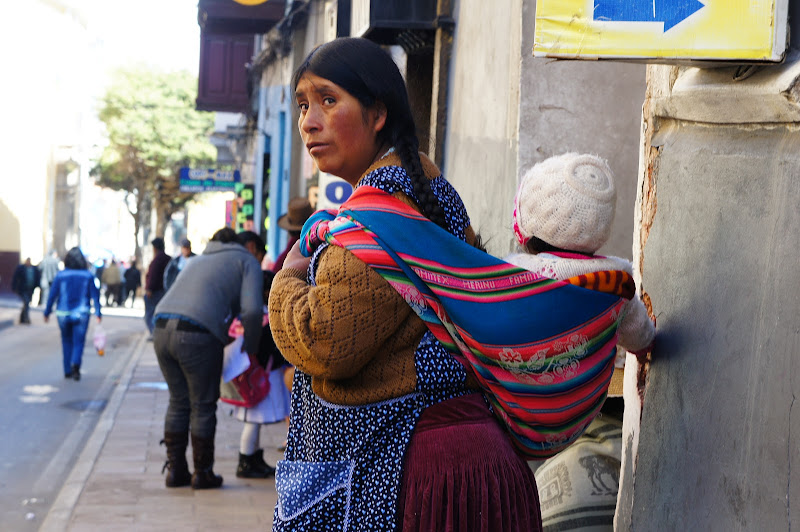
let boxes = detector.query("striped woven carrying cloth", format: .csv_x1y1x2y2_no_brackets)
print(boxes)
301,185,634,459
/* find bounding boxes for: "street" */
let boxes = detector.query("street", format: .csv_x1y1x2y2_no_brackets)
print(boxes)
0,301,144,531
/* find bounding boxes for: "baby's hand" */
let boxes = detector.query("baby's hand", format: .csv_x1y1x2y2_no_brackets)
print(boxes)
630,343,652,362
632,314,657,361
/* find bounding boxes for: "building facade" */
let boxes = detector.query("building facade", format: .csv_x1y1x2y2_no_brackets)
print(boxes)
192,0,800,527
219,0,643,262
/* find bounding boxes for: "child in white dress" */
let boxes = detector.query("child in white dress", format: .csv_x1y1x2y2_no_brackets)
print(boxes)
228,270,291,478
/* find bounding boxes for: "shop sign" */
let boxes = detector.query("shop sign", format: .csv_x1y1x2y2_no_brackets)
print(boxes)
315,172,353,211
179,168,241,193
534,0,789,62
234,183,256,232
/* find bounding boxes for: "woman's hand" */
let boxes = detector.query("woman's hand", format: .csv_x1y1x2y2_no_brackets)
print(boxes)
283,241,311,272
97,316,102,324
43,315,49,324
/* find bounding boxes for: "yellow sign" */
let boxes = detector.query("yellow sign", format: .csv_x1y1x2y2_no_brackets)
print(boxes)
534,0,788,62
232,0,270,5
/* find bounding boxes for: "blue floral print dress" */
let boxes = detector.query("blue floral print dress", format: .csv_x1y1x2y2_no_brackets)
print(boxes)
272,165,476,531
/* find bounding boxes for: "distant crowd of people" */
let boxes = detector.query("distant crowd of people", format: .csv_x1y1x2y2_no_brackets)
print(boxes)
94,257,142,308
11,251,142,321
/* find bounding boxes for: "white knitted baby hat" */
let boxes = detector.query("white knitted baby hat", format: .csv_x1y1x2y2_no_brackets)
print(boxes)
513,153,616,254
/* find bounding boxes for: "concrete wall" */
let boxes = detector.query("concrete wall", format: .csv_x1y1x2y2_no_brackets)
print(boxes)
444,0,523,255
618,6,800,528
445,0,645,259
625,120,800,530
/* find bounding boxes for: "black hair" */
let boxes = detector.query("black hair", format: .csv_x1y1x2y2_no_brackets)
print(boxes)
237,230,266,253
151,237,165,251
472,232,489,253
292,37,448,232
211,227,238,243
525,235,590,256
64,247,88,270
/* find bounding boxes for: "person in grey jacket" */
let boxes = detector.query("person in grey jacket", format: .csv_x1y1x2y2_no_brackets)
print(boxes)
153,227,263,490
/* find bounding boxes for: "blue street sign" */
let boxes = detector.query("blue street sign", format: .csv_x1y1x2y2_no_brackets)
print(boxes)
179,167,241,192
594,0,705,31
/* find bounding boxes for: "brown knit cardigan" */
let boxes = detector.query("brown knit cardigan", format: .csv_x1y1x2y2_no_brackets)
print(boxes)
268,153,479,405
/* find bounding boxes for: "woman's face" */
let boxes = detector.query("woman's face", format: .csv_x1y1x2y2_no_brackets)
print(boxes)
295,72,387,186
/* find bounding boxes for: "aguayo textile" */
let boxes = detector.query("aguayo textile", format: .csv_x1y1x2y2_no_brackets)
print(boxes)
301,185,634,459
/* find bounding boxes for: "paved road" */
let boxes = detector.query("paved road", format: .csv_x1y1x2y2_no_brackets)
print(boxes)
0,301,145,531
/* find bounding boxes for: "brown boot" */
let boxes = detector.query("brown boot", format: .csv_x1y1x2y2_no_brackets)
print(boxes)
160,431,192,488
190,433,223,489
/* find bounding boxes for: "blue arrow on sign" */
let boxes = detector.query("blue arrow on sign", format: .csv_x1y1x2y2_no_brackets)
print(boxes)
594,0,705,31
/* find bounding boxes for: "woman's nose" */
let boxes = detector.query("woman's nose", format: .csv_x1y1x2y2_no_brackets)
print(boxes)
300,104,321,133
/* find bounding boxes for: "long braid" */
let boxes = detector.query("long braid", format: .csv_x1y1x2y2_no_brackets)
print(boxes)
395,136,449,232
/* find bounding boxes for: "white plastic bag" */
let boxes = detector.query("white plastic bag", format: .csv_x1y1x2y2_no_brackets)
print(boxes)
93,326,106,356
222,335,250,382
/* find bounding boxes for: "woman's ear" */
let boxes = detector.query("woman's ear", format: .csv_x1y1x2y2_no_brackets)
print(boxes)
372,101,388,134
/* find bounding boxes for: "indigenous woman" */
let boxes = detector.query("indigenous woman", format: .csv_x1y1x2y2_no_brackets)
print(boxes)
268,37,541,531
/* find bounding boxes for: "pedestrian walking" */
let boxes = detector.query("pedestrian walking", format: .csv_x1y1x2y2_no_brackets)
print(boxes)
116,261,127,305
163,239,195,292
94,259,106,290
12,258,40,325
37,250,60,307
144,238,171,337
268,37,542,531
153,227,263,490
123,260,142,308
43,247,102,381
101,259,122,306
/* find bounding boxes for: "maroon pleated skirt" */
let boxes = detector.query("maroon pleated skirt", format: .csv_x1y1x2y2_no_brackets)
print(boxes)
397,393,542,532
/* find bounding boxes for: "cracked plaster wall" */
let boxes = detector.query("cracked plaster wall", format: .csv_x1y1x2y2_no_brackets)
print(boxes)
617,13,800,530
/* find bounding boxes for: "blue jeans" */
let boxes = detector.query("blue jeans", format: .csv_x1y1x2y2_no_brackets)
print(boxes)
57,314,90,375
143,290,165,333
153,318,224,438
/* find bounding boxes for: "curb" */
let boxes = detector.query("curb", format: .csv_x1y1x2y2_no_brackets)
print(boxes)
38,332,148,532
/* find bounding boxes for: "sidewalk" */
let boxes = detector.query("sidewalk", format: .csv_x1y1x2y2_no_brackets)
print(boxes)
40,331,282,532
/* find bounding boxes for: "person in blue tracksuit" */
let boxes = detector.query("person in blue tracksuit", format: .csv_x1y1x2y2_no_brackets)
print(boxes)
43,247,102,381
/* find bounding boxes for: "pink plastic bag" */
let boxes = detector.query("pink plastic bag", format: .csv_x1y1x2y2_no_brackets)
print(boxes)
93,326,106,356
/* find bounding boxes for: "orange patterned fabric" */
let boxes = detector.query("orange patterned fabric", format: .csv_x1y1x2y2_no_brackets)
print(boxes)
563,270,635,300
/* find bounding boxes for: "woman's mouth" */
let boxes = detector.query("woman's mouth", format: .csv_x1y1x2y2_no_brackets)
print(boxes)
307,142,326,155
